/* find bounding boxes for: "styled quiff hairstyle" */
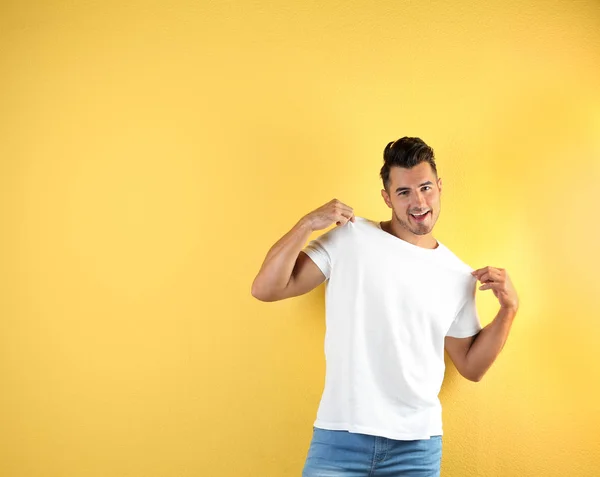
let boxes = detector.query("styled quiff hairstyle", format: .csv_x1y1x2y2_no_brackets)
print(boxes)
380,137,438,191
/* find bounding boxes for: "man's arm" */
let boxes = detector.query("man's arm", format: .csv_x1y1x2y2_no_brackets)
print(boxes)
445,307,516,382
251,199,354,302
445,266,519,382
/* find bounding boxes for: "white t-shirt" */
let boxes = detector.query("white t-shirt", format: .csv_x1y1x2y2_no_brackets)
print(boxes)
302,216,482,440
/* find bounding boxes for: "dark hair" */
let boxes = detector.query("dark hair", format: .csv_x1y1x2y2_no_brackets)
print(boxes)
380,137,438,191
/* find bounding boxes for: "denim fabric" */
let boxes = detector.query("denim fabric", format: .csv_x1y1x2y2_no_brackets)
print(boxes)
302,426,442,477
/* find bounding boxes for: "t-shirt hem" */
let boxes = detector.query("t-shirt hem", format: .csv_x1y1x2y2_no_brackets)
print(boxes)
302,247,329,278
313,420,443,440
446,326,482,338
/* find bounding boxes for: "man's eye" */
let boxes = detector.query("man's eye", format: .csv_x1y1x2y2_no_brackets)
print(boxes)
398,191,408,196
422,186,431,191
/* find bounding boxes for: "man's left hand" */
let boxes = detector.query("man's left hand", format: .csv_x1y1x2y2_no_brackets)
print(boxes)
471,266,519,312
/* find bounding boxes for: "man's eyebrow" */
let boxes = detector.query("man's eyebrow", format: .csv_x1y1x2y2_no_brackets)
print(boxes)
395,181,433,193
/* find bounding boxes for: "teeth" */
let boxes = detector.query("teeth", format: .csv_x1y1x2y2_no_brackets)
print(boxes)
412,211,429,216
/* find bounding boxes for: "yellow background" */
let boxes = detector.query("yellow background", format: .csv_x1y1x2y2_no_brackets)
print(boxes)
1,0,599,476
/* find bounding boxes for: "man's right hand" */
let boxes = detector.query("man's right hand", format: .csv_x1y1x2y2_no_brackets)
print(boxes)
303,199,355,231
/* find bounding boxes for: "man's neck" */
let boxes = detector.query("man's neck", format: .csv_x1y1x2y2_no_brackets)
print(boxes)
381,220,439,250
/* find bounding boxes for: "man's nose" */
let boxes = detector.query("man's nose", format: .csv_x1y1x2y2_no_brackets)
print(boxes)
413,192,427,209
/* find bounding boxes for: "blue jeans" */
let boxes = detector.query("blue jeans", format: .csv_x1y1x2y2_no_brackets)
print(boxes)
302,426,442,477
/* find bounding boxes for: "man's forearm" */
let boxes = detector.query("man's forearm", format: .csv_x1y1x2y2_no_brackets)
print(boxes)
251,217,313,298
465,307,517,381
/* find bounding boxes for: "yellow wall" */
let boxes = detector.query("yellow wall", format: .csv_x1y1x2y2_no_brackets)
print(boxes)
1,1,599,476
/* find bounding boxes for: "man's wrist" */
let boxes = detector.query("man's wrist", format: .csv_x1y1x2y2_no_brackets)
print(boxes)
498,305,518,320
297,215,315,233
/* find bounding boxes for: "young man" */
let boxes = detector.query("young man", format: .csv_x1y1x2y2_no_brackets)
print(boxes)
251,137,518,477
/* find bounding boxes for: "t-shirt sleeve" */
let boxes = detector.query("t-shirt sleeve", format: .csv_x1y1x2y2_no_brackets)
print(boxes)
446,277,483,338
301,226,341,280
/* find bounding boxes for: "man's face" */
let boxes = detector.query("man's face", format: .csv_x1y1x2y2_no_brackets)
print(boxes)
381,162,442,237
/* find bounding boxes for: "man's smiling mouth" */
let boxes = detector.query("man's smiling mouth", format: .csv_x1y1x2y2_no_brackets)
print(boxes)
410,211,431,221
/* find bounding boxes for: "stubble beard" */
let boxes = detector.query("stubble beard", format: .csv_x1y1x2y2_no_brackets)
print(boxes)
394,210,434,236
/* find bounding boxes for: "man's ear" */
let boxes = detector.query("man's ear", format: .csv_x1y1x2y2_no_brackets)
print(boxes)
381,189,392,209
437,177,442,194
